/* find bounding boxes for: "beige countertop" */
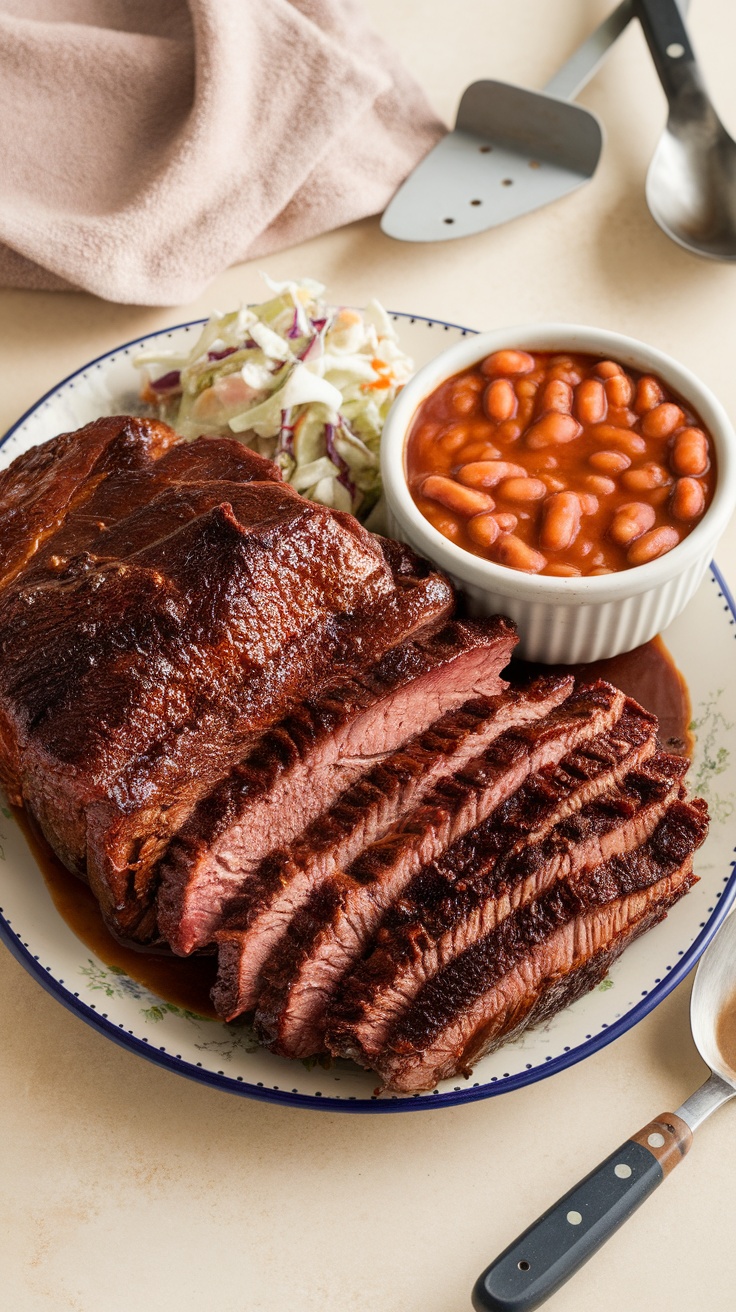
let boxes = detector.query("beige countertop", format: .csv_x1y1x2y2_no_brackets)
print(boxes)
2,2,736,1309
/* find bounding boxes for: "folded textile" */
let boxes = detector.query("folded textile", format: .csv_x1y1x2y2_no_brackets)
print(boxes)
0,0,444,305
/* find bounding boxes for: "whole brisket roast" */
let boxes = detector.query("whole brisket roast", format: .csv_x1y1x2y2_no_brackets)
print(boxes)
0,416,709,1092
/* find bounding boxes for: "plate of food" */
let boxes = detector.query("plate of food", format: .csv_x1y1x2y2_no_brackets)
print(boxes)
1,279,734,1111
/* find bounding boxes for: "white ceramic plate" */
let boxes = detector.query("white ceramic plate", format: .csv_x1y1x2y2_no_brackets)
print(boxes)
1,314,735,1113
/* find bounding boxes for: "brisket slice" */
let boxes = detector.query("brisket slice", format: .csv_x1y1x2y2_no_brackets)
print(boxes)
157,616,517,954
253,680,626,1057
0,419,457,939
365,797,708,1091
211,675,572,1018
326,749,685,1062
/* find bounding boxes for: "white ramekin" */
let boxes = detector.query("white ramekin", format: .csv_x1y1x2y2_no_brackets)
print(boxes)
381,324,736,663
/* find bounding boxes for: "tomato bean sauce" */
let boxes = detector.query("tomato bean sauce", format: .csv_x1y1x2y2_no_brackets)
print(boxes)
406,349,716,577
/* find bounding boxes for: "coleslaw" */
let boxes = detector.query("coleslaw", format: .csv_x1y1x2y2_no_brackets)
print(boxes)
134,276,413,517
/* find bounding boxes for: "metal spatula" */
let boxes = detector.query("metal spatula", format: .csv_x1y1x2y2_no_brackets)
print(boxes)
381,1,635,242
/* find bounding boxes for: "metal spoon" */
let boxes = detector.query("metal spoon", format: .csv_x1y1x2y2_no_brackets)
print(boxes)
472,909,736,1311
635,0,736,260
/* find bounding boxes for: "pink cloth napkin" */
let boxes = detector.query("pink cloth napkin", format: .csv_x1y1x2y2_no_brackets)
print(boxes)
0,0,444,305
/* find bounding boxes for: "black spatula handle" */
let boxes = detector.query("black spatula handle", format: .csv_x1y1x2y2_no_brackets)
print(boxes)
471,1114,692,1312
634,0,700,105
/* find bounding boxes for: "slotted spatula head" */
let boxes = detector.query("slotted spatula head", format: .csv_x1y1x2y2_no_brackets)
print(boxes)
381,80,603,242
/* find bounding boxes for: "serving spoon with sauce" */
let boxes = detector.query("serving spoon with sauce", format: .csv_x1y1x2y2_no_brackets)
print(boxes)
472,908,736,1311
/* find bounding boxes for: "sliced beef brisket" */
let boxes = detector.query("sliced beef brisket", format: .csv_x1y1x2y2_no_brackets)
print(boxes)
326,749,686,1063
211,675,571,1019
0,419,458,939
158,617,517,954
253,680,626,1057
361,797,708,1091
379,874,693,1093
0,418,709,1092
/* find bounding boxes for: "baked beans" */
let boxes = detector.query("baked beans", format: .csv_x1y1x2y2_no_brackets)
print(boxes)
407,350,715,576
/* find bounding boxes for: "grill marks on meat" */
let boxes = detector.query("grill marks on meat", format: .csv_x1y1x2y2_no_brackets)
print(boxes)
0,418,460,938
158,617,517,954
253,681,627,1058
327,717,677,1062
361,798,708,1091
380,873,694,1094
211,675,571,1019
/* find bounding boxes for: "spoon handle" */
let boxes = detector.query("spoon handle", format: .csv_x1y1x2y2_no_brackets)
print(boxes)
472,1112,692,1312
634,0,701,106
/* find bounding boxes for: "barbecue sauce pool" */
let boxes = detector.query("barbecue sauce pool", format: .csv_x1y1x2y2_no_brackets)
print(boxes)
21,637,691,1015
511,634,693,758
15,809,219,1018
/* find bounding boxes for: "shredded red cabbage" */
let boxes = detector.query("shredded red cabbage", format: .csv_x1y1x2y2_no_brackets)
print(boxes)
277,408,295,456
298,316,329,364
208,347,237,362
297,335,319,363
151,370,181,391
325,422,356,497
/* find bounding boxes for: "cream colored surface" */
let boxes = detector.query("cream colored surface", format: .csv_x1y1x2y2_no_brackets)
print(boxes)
1,1,736,1308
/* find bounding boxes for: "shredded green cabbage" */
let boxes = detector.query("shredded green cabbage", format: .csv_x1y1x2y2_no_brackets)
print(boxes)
134,276,413,518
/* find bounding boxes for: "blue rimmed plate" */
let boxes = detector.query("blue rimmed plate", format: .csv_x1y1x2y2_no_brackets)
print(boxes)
1,313,734,1112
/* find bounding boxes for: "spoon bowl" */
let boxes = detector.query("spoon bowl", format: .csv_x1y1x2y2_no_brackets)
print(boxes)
690,906,736,1088
646,92,736,260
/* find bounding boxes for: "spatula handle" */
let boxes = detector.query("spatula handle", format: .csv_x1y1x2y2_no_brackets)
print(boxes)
543,0,634,101
471,1113,692,1312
